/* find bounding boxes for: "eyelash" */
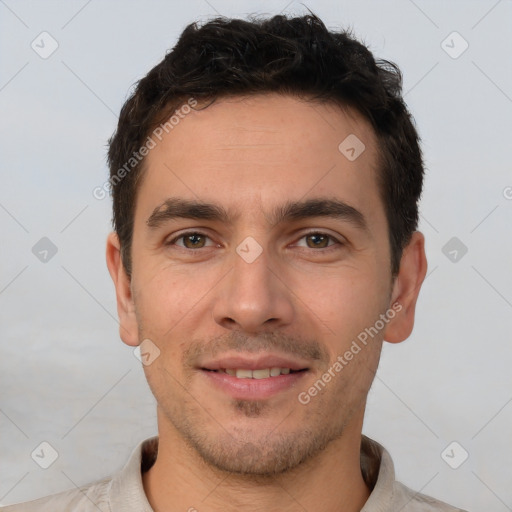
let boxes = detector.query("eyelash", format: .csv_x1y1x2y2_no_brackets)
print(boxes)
166,231,344,252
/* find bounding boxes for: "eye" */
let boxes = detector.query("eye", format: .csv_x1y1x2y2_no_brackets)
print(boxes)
167,231,215,249
295,232,342,250
166,231,343,252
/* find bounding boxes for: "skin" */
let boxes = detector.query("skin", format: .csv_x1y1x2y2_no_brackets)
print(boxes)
106,93,427,512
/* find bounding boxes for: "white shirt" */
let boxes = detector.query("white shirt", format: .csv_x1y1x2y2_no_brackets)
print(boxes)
0,436,467,511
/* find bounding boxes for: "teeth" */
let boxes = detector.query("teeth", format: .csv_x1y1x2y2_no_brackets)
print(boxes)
252,369,270,379
235,369,252,379
220,368,295,379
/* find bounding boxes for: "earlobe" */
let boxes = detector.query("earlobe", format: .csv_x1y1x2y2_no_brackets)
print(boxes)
106,232,140,347
383,231,428,344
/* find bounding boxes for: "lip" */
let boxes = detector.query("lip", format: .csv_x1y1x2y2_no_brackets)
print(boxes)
200,369,308,400
199,353,310,372
198,353,310,400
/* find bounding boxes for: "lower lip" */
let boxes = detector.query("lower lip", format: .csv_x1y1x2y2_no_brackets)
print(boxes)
200,370,307,400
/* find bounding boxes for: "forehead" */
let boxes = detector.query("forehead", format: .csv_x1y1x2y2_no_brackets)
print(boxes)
137,93,384,230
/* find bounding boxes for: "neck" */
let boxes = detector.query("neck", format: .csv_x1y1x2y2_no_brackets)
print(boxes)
143,410,371,512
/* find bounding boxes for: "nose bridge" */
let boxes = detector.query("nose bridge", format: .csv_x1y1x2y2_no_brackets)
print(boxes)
212,238,294,332
234,238,273,293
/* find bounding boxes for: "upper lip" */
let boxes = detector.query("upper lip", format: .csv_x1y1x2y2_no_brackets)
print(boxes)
199,353,310,371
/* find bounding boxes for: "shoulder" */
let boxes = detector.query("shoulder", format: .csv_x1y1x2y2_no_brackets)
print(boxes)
393,481,468,511
0,436,156,512
361,436,468,512
0,477,111,512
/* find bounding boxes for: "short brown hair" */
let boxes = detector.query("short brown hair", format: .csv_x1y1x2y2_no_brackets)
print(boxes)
107,13,424,278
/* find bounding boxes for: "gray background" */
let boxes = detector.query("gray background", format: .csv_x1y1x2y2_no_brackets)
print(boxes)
1,0,511,510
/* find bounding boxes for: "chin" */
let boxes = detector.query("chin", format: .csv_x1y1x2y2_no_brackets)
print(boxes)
183,421,344,477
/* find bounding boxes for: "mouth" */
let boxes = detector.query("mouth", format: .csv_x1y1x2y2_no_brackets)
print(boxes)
198,355,310,400
202,367,306,378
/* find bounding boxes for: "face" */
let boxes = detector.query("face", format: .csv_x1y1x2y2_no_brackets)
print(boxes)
108,94,421,476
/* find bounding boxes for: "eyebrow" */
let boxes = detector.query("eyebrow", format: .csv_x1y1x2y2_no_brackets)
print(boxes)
146,197,368,232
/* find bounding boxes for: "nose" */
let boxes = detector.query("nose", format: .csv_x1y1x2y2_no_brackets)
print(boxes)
211,245,295,334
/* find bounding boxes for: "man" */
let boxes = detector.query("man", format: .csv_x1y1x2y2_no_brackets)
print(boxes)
2,13,467,512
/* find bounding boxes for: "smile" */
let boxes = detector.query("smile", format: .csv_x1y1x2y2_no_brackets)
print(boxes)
206,367,304,379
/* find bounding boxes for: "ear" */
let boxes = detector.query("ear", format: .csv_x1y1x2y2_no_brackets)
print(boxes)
383,231,428,344
106,232,139,347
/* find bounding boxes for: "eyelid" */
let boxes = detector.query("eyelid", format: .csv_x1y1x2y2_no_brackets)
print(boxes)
166,230,217,248
166,229,345,250
292,230,345,249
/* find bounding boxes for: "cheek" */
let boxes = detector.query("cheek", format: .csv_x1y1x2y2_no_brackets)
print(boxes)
298,272,389,372
133,267,191,340
132,264,220,371
300,268,385,327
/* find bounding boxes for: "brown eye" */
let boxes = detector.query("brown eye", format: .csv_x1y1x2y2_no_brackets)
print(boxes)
305,233,332,249
182,233,206,249
167,232,213,249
